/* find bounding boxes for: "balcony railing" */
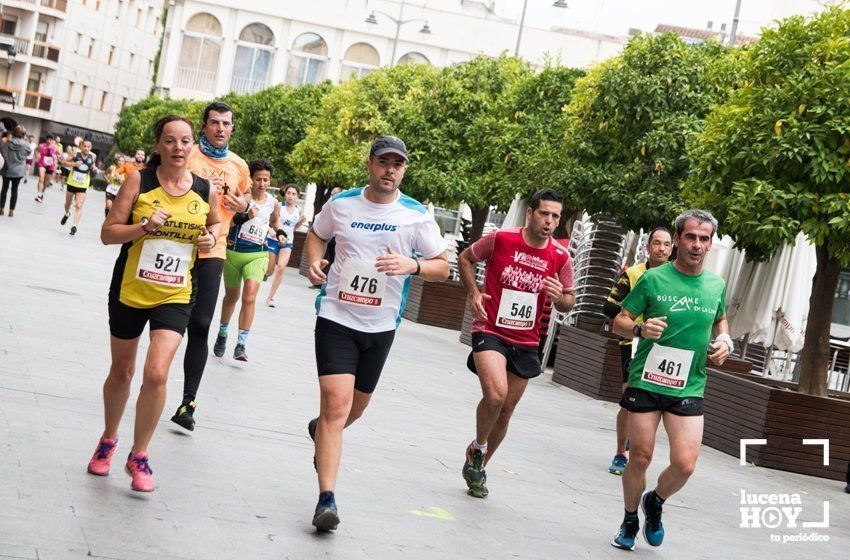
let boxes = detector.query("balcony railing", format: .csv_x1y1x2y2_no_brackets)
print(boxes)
3,0,67,13
230,75,267,96
40,0,68,12
31,41,59,62
175,66,216,93
0,85,51,112
0,34,31,56
23,89,52,112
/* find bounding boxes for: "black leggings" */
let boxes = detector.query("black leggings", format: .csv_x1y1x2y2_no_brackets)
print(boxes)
1,176,22,210
182,257,224,402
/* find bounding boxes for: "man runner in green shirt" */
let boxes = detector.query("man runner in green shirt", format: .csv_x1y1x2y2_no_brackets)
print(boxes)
610,209,732,551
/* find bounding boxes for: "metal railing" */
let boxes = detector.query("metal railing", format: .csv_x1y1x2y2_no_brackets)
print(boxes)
31,41,59,62
0,34,31,55
176,66,216,92
41,0,68,12
2,85,53,112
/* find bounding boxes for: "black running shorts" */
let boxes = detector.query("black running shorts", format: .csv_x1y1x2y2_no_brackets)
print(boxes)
619,386,704,417
314,317,396,394
108,296,193,340
467,332,541,380
66,185,87,194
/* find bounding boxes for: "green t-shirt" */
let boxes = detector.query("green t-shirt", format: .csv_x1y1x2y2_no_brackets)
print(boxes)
621,262,727,398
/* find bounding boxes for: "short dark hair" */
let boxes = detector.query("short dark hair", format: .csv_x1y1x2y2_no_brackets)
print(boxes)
529,189,563,211
647,226,671,244
203,101,234,123
249,158,274,176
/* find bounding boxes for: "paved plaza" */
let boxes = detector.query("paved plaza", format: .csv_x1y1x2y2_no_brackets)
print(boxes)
1,188,848,559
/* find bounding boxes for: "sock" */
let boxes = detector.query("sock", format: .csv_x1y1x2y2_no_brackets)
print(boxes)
472,438,488,453
647,489,665,512
218,323,229,337
624,509,638,519
319,491,335,504
238,329,249,345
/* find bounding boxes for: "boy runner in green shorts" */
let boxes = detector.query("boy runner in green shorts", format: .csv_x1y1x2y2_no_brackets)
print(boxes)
213,158,288,361
610,209,732,551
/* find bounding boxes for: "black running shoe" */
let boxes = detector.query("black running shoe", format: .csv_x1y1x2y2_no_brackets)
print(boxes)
60,212,70,225
462,444,489,498
308,417,318,471
213,334,227,357
171,401,196,432
70,225,77,235
312,491,339,532
233,343,248,362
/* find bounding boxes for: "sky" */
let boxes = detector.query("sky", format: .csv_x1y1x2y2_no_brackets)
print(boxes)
421,0,826,38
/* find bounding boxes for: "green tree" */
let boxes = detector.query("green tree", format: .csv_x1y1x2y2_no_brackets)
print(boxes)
114,96,204,154
684,7,850,396
561,33,742,231
500,63,584,199
288,64,438,215
397,54,531,240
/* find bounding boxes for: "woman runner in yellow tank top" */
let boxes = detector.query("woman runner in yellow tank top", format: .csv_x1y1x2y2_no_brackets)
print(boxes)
86,115,221,493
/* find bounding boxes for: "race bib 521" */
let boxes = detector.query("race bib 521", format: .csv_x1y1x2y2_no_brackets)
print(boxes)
136,239,193,287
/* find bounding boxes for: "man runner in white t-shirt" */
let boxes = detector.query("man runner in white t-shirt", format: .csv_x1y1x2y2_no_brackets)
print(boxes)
305,136,449,532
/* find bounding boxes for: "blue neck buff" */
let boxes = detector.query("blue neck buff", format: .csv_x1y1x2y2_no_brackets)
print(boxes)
199,134,229,159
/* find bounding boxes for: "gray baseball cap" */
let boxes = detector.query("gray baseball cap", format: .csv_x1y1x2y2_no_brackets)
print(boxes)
369,136,408,162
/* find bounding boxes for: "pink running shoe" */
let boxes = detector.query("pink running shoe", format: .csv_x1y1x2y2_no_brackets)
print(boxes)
87,437,118,476
125,452,155,492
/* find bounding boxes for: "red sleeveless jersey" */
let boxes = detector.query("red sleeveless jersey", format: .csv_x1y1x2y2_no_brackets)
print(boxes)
470,228,574,348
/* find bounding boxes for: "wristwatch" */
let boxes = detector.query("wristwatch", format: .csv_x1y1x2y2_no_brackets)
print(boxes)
412,259,421,276
140,217,156,233
632,324,643,338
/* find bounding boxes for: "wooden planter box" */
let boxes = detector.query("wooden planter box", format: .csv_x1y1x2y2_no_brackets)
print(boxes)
402,277,467,331
288,230,307,269
704,370,850,481
552,325,850,481
299,242,310,278
552,325,623,403
459,300,474,346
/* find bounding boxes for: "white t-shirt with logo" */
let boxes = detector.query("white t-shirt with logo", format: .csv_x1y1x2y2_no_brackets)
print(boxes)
278,204,302,242
311,187,447,333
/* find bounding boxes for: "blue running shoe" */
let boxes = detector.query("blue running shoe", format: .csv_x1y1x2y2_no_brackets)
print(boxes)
312,491,339,532
611,515,639,551
609,454,628,476
641,491,665,547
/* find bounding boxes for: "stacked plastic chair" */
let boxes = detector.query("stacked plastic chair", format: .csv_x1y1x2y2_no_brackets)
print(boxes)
540,214,628,371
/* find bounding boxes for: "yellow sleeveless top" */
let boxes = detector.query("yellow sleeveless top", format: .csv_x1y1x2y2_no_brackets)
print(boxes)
109,167,211,308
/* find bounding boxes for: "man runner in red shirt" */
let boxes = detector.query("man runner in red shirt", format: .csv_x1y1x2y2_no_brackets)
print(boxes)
457,189,575,498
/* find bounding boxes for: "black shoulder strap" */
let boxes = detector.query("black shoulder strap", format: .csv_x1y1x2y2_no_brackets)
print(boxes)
191,173,211,203
138,166,158,195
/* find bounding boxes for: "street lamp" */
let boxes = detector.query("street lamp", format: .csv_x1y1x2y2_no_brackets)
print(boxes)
516,0,569,57
365,2,432,66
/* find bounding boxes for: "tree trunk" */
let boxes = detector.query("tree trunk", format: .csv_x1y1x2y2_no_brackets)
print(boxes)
313,182,330,217
554,209,581,240
469,206,489,243
797,241,841,396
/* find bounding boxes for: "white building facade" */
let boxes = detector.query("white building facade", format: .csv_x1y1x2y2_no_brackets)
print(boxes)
155,0,625,100
0,0,162,151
